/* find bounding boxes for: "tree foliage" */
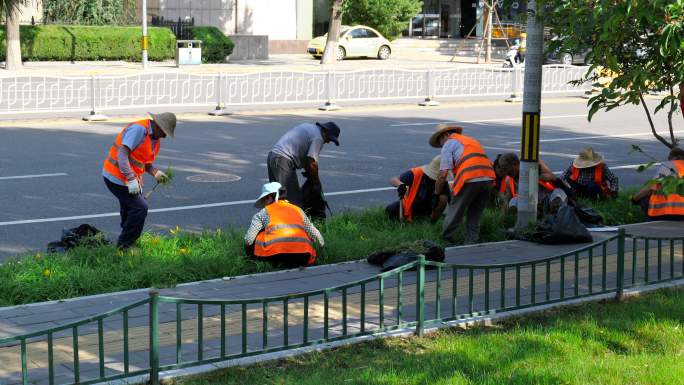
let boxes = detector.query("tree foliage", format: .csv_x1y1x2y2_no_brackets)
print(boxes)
543,0,684,149
342,0,423,40
42,0,136,25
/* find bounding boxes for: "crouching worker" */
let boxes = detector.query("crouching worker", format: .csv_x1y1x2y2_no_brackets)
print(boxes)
631,147,684,220
562,147,618,200
385,156,449,222
244,182,325,267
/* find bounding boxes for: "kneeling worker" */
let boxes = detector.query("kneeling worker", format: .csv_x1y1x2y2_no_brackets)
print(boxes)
631,147,684,220
561,147,618,199
245,182,325,267
430,124,496,244
102,112,176,249
386,156,449,222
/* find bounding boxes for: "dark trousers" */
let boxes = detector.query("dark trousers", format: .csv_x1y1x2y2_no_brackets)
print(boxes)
267,152,303,206
104,177,148,248
568,180,605,200
245,243,312,268
442,181,493,244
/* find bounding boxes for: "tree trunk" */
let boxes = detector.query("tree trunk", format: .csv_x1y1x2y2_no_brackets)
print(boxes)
5,6,22,71
320,0,344,65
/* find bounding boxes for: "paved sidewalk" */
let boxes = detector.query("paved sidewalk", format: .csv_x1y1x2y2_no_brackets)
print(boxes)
1,54,499,77
0,221,682,384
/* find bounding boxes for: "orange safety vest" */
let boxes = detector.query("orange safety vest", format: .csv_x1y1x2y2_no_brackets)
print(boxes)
401,167,425,223
102,119,160,186
255,200,317,263
648,160,684,217
538,179,556,192
499,175,517,197
570,163,610,197
447,133,495,196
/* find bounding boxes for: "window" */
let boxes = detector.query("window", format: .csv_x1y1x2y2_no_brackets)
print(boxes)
363,29,379,38
349,28,366,38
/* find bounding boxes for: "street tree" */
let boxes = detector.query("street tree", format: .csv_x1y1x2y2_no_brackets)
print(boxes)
1,0,26,70
342,0,422,40
543,0,684,149
320,0,345,65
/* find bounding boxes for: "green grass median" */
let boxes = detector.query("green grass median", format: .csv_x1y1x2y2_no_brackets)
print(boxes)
0,194,645,307
179,287,684,385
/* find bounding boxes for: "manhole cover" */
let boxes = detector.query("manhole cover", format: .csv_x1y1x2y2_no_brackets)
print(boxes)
186,173,242,183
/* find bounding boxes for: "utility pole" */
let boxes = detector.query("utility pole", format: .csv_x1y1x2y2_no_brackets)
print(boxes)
142,0,148,69
515,0,543,229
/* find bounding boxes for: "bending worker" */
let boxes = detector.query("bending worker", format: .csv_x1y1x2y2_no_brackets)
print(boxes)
561,147,618,199
631,147,684,220
102,113,176,249
494,153,563,211
430,124,495,244
267,122,341,206
386,155,449,222
245,182,325,267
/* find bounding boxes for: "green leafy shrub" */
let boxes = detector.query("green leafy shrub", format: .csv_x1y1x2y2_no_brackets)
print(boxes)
189,26,234,63
42,0,137,25
0,25,176,61
343,0,423,40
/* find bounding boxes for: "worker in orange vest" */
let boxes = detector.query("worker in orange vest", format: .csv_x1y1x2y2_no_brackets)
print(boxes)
386,155,449,223
102,113,177,249
245,182,324,267
430,124,496,244
561,147,619,199
493,153,564,211
631,147,684,220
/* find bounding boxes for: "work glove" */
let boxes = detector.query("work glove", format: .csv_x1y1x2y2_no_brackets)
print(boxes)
154,170,168,183
397,184,408,199
126,179,141,195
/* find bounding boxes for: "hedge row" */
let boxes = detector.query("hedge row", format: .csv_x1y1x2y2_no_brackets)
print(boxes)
0,25,233,63
189,26,234,63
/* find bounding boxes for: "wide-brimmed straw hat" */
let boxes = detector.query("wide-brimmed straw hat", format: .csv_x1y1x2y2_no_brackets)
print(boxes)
429,124,463,148
255,182,282,208
422,155,441,180
573,147,604,169
149,112,177,138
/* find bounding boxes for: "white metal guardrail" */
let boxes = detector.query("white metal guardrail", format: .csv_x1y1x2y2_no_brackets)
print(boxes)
0,65,590,118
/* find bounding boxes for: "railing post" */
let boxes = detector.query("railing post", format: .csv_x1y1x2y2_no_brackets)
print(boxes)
319,70,341,111
209,72,231,116
506,66,523,102
149,290,160,385
415,255,426,337
82,75,109,121
419,69,440,106
616,229,626,301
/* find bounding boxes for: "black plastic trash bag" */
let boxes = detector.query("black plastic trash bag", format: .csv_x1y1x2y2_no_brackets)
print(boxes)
47,224,109,253
530,204,593,245
301,178,331,220
366,240,445,271
574,204,604,227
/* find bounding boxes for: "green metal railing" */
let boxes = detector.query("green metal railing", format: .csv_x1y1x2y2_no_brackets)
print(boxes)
4,228,684,385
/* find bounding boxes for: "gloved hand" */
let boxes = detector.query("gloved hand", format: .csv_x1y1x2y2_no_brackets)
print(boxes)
431,193,441,209
397,184,408,199
126,179,141,195
154,170,168,183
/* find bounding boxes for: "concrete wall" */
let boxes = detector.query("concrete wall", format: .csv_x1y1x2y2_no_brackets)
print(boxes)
228,35,268,60
17,0,43,24
152,0,310,40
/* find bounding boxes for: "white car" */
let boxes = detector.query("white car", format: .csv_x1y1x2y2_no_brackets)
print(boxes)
307,25,392,61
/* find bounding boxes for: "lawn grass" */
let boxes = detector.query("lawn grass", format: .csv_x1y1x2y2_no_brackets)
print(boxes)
178,288,684,385
0,193,645,306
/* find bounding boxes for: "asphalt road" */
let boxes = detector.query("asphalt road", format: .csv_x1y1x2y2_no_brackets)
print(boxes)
0,98,681,260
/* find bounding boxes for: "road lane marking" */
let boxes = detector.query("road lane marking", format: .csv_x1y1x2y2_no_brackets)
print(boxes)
484,146,577,159
0,173,68,181
0,187,396,227
390,114,587,127
506,130,684,145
